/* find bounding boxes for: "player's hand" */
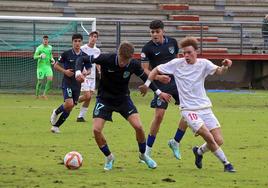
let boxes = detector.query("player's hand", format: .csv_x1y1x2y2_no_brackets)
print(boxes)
82,69,91,76
138,84,149,96
159,92,171,103
40,53,46,59
64,69,74,77
156,75,171,84
222,59,232,67
76,74,85,83
51,58,55,65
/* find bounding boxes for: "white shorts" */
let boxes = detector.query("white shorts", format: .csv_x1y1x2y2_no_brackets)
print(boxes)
181,108,220,135
81,77,95,92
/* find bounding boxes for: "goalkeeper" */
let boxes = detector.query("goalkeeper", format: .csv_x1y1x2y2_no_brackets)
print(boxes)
33,35,54,99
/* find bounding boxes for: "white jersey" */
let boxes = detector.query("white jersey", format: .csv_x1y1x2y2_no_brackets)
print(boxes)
81,44,101,79
157,58,218,110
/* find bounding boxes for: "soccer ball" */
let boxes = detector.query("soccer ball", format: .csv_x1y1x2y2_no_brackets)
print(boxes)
63,151,83,170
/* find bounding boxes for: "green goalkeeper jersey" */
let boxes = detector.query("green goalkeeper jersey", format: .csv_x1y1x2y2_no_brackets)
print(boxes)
34,44,53,68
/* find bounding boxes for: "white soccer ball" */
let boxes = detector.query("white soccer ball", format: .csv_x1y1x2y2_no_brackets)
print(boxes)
64,151,83,170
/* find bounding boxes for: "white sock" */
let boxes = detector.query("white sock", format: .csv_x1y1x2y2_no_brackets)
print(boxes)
213,147,230,165
145,145,152,156
107,153,114,160
172,138,179,145
197,143,209,155
78,106,88,118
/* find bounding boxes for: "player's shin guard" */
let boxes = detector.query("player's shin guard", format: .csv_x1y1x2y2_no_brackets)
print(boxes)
147,134,156,147
55,105,64,115
44,80,52,95
213,147,230,165
100,144,111,156
35,80,42,96
174,128,185,143
54,110,70,127
138,142,146,154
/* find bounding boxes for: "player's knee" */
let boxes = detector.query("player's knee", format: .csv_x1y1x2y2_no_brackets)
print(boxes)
134,124,143,132
179,120,188,130
65,102,74,111
215,136,224,146
93,127,102,135
85,94,91,101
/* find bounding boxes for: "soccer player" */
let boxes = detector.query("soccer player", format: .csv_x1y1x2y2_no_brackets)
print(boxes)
50,33,89,133
142,36,236,172
75,41,171,171
141,20,187,160
76,31,101,122
33,35,54,99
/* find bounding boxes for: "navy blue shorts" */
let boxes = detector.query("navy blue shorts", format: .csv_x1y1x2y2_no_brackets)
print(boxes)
93,96,138,121
150,92,180,109
62,86,81,105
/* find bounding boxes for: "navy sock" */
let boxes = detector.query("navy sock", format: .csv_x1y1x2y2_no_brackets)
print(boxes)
174,129,185,143
55,104,64,115
100,144,111,157
138,142,146,154
54,110,70,127
147,134,156,147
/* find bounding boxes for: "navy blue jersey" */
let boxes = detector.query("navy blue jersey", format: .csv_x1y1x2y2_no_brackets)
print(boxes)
141,36,178,68
58,49,87,89
141,36,179,93
91,53,145,99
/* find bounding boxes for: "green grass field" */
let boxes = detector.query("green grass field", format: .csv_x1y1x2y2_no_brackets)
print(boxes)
0,91,267,188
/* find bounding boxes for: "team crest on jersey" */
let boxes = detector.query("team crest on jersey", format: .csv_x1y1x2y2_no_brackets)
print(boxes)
123,71,130,78
168,46,175,54
140,53,146,59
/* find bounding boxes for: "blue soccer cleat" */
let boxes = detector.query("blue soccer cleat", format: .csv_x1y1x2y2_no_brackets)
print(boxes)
168,139,181,160
193,146,203,169
139,153,157,169
139,146,152,164
104,154,115,171
224,163,236,173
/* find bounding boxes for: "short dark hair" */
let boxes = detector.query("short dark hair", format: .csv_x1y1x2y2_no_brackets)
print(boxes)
43,35,48,39
149,20,164,29
72,33,83,41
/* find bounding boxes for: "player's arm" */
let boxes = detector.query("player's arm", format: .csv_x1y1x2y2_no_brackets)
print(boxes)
136,63,171,102
53,53,74,77
147,67,163,84
141,61,170,84
215,59,232,75
146,59,177,88
33,47,41,60
50,46,55,64
75,55,93,82
34,46,46,60
53,62,73,77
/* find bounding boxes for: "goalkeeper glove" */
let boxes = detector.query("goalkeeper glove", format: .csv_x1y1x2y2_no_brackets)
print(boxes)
40,53,46,59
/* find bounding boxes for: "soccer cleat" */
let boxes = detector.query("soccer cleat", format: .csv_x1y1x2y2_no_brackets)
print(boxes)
41,95,48,100
139,147,151,164
224,163,236,173
76,117,86,122
168,139,181,160
193,146,203,169
139,153,157,169
50,126,60,134
104,154,115,171
50,109,58,126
